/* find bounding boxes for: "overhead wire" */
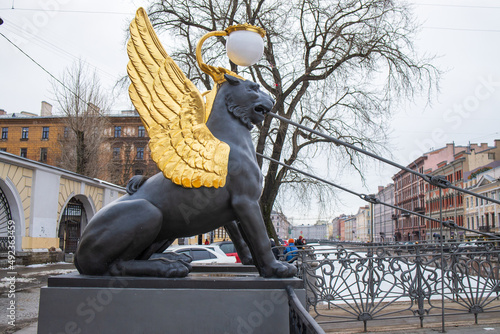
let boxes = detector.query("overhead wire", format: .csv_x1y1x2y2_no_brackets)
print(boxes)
2,18,121,82
0,8,131,15
0,31,99,112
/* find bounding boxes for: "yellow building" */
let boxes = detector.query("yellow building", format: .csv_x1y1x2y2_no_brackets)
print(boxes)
0,152,126,264
355,206,371,242
463,165,500,239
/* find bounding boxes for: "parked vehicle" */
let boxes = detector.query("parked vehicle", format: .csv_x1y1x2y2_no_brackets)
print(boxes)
151,245,236,264
211,241,241,263
203,244,229,257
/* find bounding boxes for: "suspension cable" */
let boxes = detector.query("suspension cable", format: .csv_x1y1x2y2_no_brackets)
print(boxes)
258,153,500,240
267,112,500,205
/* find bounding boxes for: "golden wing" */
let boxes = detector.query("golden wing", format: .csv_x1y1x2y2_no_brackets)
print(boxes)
127,8,229,188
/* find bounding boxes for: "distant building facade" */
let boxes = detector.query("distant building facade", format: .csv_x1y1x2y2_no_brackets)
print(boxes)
463,166,500,240
290,222,328,241
0,102,158,187
331,214,351,241
425,141,500,241
271,211,291,241
393,143,476,242
393,156,427,242
343,216,356,241
373,184,395,243
354,206,370,242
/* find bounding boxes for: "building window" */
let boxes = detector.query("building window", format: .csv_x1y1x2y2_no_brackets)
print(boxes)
42,127,49,139
138,125,145,137
114,126,121,138
20,148,27,158
40,148,47,163
64,127,69,138
1,127,7,139
136,147,144,160
113,147,120,159
0,148,6,152
21,127,29,139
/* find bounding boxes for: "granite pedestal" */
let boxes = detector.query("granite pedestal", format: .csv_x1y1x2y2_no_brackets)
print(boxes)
38,266,305,334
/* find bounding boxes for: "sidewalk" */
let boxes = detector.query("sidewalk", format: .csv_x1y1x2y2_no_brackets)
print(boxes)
0,262,77,334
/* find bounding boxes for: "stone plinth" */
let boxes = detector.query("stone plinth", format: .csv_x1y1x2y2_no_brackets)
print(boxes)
38,267,305,334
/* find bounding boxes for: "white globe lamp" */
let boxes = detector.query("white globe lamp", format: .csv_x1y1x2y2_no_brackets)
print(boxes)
196,23,266,83
226,25,265,66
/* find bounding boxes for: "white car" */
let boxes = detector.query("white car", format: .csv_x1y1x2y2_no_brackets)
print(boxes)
155,245,236,264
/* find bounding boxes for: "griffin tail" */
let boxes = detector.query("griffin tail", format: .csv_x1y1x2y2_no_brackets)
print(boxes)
126,175,148,195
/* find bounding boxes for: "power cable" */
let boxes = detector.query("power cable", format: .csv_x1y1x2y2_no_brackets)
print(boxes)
0,8,131,15
3,22,119,82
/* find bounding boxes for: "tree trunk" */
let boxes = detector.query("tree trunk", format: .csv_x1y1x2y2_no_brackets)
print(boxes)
76,130,86,175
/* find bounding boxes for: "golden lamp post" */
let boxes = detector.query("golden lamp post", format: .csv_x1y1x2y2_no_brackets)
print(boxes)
196,23,266,83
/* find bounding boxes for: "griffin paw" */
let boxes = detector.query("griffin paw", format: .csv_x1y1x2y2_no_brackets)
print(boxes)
262,261,297,278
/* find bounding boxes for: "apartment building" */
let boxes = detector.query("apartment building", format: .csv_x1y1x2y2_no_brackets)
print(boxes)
393,143,471,242
0,102,158,186
463,165,500,239
373,184,395,242
425,141,500,241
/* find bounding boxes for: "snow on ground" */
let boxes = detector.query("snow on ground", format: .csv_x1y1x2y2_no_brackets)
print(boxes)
0,277,37,288
23,262,71,268
22,269,77,277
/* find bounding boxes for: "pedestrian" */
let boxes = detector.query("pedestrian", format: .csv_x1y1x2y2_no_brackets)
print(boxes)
285,238,298,262
296,235,305,249
270,238,280,260
204,239,210,245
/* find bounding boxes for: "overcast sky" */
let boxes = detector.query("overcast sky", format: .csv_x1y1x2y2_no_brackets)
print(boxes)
1,0,500,225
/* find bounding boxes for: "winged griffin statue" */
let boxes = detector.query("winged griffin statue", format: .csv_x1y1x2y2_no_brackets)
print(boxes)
74,8,297,278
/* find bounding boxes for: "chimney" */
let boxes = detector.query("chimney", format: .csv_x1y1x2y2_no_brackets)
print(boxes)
41,101,52,116
378,186,384,193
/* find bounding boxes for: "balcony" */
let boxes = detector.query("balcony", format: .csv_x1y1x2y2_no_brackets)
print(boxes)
478,225,491,232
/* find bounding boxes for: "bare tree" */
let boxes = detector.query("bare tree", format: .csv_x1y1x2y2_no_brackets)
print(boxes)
53,60,110,178
146,0,439,241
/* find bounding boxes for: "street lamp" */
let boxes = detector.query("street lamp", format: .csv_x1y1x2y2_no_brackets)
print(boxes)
226,25,265,66
196,23,266,83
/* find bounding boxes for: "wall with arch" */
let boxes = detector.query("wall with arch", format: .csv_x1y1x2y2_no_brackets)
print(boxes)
0,152,126,253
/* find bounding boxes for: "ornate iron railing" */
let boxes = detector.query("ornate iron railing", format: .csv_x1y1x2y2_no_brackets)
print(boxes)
0,237,8,251
294,242,500,332
287,285,326,334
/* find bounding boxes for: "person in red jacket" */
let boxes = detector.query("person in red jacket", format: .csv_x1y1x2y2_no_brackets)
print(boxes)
295,235,306,249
